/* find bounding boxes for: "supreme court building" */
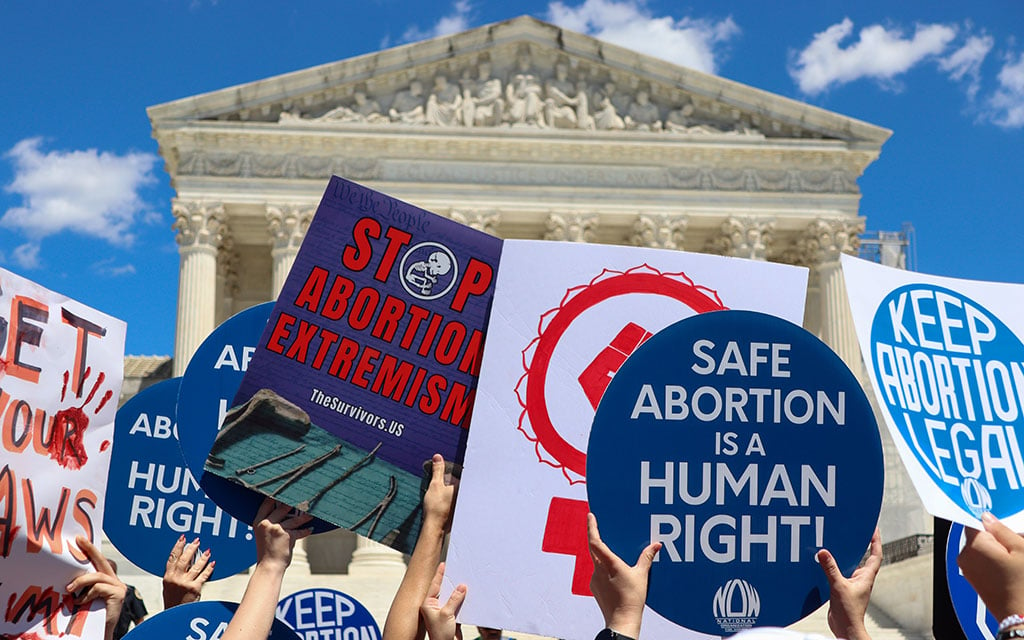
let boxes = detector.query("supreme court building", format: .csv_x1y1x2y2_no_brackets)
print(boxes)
129,16,933,636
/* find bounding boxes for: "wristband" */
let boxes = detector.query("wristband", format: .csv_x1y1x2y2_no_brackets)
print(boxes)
997,630,1024,640
1001,616,1024,633
595,628,636,640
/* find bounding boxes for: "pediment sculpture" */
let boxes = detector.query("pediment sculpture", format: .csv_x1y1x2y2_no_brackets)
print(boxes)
277,44,766,137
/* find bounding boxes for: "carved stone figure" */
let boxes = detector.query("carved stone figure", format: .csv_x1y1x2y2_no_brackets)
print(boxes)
665,103,717,134
298,89,387,124
460,58,504,127
544,59,591,129
425,75,463,126
591,86,625,131
624,89,662,132
389,80,426,124
505,46,545,127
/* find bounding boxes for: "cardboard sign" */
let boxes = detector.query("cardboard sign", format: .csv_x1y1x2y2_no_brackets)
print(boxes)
445,242,809,640
104,378,255,578
588,310,883,634
123,600,300,639
842,254,1024,529
207,177,502,553
277,588,380,640
0,267,126,639
946,522,997,640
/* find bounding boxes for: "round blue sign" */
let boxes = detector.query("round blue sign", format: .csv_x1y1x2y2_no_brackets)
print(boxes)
587,310,884,635
176,303,334,533
124,600,301,639
946,522,997,639
870,284,1024,520
277,588,381,640
104,378,255,578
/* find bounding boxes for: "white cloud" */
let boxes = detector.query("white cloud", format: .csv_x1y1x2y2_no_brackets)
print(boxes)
790,18,957,95
939,34,994,100
546,0,739,74
10,243,41,270
989,51,1024,127
92,257,137,277
400,0,472,43
2,138,158,246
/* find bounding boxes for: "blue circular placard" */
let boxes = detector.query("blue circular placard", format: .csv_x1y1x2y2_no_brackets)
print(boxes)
124,600,300,639
946,522,997,639
870,284,1024,520
587,310,883,635
104,378,254,578
176,302,334,533
277,588,381,639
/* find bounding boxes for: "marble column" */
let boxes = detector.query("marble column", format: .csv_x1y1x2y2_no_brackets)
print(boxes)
707,216,774,260
267,204,315,298
798,218,864,368
173,201,225,376
544,212,598,242
216,229,239,325
347,536,407,576
631,213,687,249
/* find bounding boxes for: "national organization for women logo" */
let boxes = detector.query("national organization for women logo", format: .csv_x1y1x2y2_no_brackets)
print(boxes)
400,241,459,301
713,578,760,632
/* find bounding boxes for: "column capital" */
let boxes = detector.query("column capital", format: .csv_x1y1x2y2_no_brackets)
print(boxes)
448,208,501,235
796,217,864,267
544,212,598,243
706,216,774,260
173,200,225,250
266,203,315,251
631,213,687,249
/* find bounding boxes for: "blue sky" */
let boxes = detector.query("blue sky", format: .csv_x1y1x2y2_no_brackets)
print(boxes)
1,1,1021,356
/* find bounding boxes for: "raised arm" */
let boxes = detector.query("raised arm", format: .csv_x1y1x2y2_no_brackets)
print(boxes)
163,535,215,608
221,498,313,640
587,513,661,640
816,529,881,640
67,536,127,640
383,454,457,640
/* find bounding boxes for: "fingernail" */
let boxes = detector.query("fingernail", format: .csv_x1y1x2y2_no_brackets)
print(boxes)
192,538,200,545
204,549,211,556
982,511,996,524
65,583,74,591
210,560,216,567
178,534,185,542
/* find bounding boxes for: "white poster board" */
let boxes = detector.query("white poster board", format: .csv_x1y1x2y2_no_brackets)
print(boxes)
445,241,808,640
842,254,1024,530
0,268,126,639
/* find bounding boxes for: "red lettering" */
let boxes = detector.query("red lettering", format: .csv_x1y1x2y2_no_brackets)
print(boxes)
329,337,360,379
266,312,296,355
30,406,55,457
349,288,380,331
6,296,48,384
4,585,62,634
294,267,328,313
374,226,412,282
68,490,96,563
418,374,447,414
399,305,430,350
284,320,319,363
60,308,107,398
450,258,493,313
440,383,474,428
458,330,485,375
403,369,428,407
352,346,380,389
322,275,355,321
0,464,17,557
371,355,414,401
342,217,381,271
371,295,406,343
417,314,443,357
2,399,30,453
310,329,340,370
22,480,68,555
434,321,466,366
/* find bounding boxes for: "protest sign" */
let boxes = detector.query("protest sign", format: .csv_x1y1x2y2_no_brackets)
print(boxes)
277,588,380,640
588,310,883,634
445,242,809,640
0,267,126,639
175,302,333,534
946,522,997,639
842,254,1024,530
206,176,502,553
123,600,300,639
104,377,255,578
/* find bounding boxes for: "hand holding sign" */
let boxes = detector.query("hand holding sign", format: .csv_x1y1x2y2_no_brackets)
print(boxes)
817,529,882,640
587,513,661,640
959,513,1024,624
67,536,127,640
162,535,215,609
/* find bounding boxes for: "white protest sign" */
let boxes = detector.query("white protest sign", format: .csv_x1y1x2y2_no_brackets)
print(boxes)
0,267,126,639
842,254,1024,530
445,241,808,640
